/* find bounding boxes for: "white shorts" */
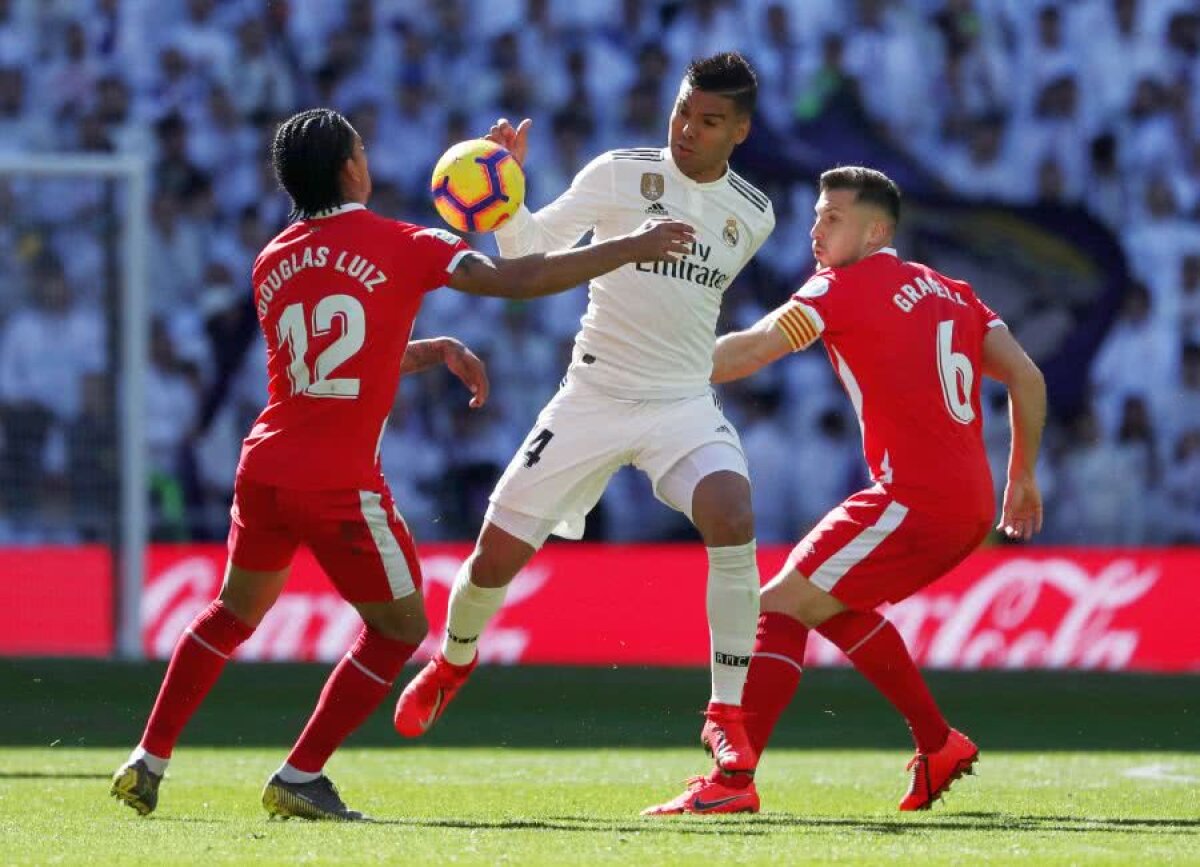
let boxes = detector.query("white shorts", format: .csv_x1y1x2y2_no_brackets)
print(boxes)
488,378,749,545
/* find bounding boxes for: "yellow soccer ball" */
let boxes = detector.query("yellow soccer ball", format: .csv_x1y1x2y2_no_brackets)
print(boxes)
430,139,526,233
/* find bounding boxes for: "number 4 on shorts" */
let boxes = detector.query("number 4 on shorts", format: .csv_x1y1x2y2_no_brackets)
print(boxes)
523,429,554,468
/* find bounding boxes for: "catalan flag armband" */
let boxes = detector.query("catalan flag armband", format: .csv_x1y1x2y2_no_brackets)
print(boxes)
771,301,821,351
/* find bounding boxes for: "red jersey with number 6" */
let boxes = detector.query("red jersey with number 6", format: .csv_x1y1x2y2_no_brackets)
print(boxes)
777,248,1004,516
237,204,470,490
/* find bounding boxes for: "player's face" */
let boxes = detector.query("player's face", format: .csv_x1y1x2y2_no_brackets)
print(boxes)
668,82,749,183
810,188,887,269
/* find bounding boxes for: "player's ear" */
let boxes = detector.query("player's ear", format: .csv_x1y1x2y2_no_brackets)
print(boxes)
732,115,750,146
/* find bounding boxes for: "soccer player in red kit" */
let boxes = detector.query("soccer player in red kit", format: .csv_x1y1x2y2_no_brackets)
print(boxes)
110,108,694,821
644,166,1046,815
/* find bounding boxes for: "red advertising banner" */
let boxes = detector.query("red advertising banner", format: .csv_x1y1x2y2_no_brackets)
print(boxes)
138,544,1200,672
0,546,113,656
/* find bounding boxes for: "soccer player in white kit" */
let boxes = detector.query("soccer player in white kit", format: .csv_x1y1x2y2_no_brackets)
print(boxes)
396,52,775,778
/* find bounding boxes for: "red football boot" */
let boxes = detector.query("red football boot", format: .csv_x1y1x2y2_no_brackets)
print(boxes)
394,653,477,738
899,728,979,811
642,768,760,816
700,702,758,774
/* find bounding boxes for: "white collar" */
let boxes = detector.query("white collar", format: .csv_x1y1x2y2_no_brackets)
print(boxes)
308,202,366,220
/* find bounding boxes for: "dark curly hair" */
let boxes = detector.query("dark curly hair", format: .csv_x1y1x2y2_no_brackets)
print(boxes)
271,108,357,221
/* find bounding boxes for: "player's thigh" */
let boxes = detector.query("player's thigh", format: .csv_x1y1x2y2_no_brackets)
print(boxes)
303,486,426,605
760,565,847,628
353,592,428,645
655,443,754,545
225,478,299,624
218,560,291,627
490,383,632,543
637,393,749,520
788,487,989,610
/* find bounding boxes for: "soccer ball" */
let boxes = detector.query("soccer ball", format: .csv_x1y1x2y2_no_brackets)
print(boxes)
430,139,526,233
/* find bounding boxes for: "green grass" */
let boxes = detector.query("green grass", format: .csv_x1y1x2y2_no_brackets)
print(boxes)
0,661,1197,864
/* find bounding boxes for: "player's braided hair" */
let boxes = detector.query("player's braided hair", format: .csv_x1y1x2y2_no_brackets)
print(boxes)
685,51,757,116
272,108,357,221
820,166,902,225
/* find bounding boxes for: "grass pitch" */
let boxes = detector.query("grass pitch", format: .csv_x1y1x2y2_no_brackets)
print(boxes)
0,662,1197,865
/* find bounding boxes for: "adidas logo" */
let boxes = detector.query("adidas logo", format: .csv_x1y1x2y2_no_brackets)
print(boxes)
645,202,669,216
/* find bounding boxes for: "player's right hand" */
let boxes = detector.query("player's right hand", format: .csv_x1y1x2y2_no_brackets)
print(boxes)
625,218,696,263
486,117,531,165
998,473,1043,541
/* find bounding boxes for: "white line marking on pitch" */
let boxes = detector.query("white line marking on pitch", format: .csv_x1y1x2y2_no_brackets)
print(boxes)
1123,764,1199,784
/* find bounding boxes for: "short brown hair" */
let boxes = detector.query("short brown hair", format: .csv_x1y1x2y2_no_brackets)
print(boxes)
819,166,901,225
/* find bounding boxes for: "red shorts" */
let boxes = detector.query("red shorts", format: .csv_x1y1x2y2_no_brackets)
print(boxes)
787,486,991,610
227,478,423,603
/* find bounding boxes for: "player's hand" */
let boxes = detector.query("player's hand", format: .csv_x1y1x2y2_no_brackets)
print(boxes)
624,218,696,263
998,473,1043,541
485,117,531,166
441,339,490,409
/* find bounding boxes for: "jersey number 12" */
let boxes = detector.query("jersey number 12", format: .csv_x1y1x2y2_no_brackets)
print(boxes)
277,294,365,398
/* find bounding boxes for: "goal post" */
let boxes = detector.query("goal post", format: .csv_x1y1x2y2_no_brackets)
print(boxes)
0,153,149,660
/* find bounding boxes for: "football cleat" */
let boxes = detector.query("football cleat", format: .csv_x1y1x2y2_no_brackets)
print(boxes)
261,774,365,821
394,652,477,738
700,702,758,774
899,728,979,811
642,768,760,816
110,758,162,816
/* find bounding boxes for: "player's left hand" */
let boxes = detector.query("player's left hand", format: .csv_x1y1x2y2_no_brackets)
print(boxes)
441,339,490,409
998,474,1043,541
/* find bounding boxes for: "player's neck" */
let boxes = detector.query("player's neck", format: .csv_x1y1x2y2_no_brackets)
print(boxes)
681,160,729,184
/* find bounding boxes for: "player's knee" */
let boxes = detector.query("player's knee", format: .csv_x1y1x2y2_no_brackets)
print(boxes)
697,499,756,547
361,598,429,645
467,544,523,589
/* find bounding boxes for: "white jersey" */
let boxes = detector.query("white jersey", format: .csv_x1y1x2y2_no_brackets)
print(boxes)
495,146,775,400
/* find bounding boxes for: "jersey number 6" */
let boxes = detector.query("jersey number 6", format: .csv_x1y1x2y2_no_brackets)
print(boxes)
937,319,976,425
277,294,366,398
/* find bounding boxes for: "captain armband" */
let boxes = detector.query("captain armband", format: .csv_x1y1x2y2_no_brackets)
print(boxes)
769,301,821,351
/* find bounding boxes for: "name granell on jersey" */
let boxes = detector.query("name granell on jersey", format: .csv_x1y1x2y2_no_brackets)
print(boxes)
892,274,968,314
634,240,731,290
255,245,388,317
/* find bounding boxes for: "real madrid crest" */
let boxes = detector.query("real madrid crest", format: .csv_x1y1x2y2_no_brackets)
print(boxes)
723,218,740,247
641,172,665,201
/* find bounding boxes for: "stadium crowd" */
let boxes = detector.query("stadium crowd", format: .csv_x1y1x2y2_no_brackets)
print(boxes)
1,0,1198,546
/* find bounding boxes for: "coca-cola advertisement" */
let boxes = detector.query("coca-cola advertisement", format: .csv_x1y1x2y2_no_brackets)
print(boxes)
1,544,1197,671
140,544,1199,672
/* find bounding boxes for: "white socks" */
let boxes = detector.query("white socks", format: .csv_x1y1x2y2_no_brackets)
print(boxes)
130,746,168,776
276,762,322,784
706,541,761,705
441,561,509,666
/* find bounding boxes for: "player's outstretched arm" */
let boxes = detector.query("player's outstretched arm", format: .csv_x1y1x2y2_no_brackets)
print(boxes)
401,337,489,409
711,308,796,384
982,325,1047,540
447,219,695,300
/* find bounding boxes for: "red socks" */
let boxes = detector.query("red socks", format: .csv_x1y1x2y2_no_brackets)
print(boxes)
817,610,949,753
140,601,254,757
285,627,417,773
742,612,810,756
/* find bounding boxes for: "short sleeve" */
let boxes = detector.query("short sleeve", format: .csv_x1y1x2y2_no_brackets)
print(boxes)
786,268,841,340
958,279,1005,331
408,225,472,292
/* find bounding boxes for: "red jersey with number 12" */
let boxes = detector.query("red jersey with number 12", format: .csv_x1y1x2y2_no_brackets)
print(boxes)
785,248,1004,516
237,204,470,490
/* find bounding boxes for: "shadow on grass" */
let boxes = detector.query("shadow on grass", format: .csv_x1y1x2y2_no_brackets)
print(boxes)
0,771,111,780
359,811,1199,836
